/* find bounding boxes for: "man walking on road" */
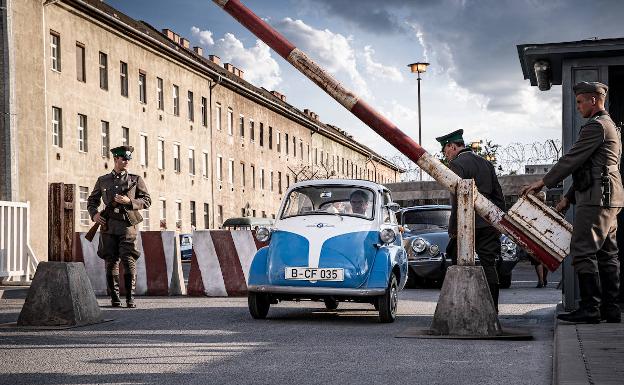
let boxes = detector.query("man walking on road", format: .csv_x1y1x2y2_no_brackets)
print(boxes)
436,129,506,311
522,81,623,324
88,145,151,308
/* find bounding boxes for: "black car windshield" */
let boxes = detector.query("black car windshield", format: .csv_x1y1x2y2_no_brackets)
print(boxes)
281,185,375,220
402,209,450,231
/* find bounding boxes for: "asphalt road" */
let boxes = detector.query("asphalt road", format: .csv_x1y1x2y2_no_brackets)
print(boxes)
0,261,561,385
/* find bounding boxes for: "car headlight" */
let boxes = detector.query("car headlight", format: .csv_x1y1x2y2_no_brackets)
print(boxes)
255,226,271,242
429,244,440,256
379,228,396,244
412,238,428,253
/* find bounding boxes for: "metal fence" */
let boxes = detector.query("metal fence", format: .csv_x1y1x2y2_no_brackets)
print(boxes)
0,201,38,283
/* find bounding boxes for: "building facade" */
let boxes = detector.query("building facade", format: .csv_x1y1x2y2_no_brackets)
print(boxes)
0,0,401,260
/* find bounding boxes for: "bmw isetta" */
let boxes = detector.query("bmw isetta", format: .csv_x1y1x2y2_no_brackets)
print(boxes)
247,179,408,323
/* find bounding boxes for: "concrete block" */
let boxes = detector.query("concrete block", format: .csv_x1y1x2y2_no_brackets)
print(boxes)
430,265,502,336
17,262,103,327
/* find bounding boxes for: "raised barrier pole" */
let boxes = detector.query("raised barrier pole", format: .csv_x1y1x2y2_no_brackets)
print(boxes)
212,0,570,270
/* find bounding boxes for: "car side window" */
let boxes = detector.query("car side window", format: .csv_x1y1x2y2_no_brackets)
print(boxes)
382,191,397,224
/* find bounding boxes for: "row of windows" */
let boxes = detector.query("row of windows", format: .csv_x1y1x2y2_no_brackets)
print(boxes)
50,31,208,125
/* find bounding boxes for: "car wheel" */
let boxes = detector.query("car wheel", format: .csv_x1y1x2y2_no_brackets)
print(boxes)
323,297,339,310
378,274,398,323
499,273,512,289
248,293,270,319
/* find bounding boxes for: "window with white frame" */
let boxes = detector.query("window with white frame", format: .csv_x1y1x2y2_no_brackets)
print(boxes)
142,208,150,230
188,148,195,176
187,90,194,122
157,138,164,170
249,120,255,141
240,162,245,187
270,171,274,192
260,168,265,190
203,203,210,229
139,133,148,166
202,151,209,178
100,121,109,158
157,77,164,110
175,200,182,229
217,205,223,227
50,32,61,71
173,84,179,116
159,198,167,229
138,71,147,104
99,52,108,90
79,186,90,226
120,61,128,97
227,108,233,135
251,165,256,189
190,201,196,229
52,106,62,147
215,103,222,131
201,97,207,127
239,115,244,137
216,155,223,181
228,158,234,184
276,131,281,152
77,114,87,152
76,42,85,82
122,126,129,146
173,143,181,172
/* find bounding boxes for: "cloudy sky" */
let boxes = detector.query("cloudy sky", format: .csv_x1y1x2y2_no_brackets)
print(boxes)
108,0,624,167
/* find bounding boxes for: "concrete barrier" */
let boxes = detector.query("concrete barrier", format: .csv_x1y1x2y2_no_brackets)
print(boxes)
73,231,186,296
188,230,267,296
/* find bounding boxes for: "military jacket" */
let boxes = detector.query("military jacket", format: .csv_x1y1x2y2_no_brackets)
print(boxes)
87,170,151,235
543,110,624,208
448,148,506,235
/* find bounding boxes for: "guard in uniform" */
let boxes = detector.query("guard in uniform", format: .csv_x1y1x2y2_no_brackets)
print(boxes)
436,129,506,311
87,146,151,308
523,81,623,323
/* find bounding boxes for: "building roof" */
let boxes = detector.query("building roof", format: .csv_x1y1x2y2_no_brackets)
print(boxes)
69,0,403,172
517,37,624,86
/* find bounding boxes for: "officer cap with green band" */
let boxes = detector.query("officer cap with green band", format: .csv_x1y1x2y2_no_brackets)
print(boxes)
573,81,608,96
110,145,134,160
435,129,464,149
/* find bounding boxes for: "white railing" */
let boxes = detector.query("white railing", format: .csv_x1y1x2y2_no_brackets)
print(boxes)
0,201,38,284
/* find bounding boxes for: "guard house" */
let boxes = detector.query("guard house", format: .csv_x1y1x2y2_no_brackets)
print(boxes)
517,38,624,310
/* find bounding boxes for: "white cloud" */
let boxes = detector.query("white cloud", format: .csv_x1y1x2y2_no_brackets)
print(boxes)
190,26,214,46
362,46,404,82
275,17,371,98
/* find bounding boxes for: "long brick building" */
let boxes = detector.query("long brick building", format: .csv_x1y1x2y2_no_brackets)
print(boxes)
0,0,402,260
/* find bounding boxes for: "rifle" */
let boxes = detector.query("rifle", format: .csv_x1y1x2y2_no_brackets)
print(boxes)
85,181,137,242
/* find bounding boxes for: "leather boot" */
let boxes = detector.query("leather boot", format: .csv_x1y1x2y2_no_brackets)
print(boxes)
106,274,122,307
124,274,136,308
558,273,601,323
488,282,499,314
600,270,621,323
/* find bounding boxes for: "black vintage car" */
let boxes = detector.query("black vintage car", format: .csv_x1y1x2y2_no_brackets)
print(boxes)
399,205,519,288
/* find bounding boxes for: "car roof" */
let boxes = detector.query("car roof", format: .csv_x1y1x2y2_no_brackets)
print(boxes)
400,205,451,212
288,178,386,191
222,217,275,227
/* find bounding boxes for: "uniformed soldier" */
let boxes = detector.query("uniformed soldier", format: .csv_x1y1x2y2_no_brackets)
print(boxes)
87,145,151,308
436,129,506,311
523,81,623,324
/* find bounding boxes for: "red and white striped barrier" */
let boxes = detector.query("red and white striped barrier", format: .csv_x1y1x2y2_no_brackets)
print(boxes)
188,230,267,296
73,231,186,296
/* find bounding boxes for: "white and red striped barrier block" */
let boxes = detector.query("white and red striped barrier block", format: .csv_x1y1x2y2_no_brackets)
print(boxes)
73,231,186,296
188,230,267,296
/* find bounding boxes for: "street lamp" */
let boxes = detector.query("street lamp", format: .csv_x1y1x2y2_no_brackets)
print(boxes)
408,62,430,181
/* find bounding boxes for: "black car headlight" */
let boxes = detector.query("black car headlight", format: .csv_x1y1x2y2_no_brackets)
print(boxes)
255,226,271,242
412,238,428,253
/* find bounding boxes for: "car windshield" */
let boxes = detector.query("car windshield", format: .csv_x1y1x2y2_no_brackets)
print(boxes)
402,209,450,231
281,185,375,220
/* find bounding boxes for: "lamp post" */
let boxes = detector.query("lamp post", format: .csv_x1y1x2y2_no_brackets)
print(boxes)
408,62,430,181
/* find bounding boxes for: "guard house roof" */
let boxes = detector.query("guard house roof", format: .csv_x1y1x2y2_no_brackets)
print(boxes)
517,37,624,86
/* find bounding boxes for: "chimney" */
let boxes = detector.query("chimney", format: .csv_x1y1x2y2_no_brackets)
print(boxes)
224,63,234,72
193,46,203,56
238,69,244,79
304,108,310,115
208,55,221,65
162,29,175,41
180,37,190,49
233,67,240,77
280,94,286,102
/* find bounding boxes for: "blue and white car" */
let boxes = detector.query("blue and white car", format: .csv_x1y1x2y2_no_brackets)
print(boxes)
247,179,408,323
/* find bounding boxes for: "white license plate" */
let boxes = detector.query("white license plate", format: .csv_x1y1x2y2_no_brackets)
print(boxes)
284,267,344,281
